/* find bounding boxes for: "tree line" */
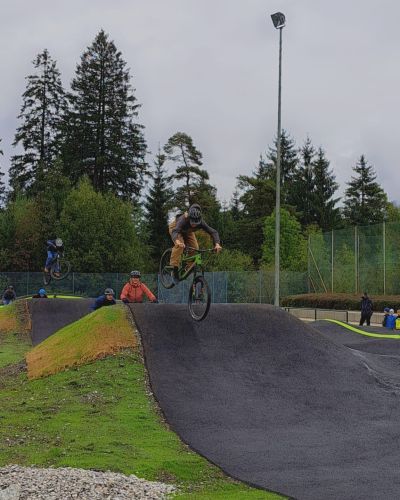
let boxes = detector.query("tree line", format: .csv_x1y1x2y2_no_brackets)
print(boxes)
0,30,398,274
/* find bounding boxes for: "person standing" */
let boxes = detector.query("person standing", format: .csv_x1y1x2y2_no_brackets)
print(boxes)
2,285,16,305
120,271,157,303
360,292,373,326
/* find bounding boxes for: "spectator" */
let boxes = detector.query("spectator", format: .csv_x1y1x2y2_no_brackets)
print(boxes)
395,311,400,331
92,288,116,310
32,288,48,299
360,292,373,326
386,309,397,330
120,271,157,304
2,286,16,305
382,307,390,327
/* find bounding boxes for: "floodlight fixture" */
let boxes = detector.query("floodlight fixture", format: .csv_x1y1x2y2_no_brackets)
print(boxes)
271,12,285,29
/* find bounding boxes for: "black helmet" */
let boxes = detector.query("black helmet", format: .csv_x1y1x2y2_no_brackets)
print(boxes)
188,204,202,225
130,270,141,278
104,288,114,295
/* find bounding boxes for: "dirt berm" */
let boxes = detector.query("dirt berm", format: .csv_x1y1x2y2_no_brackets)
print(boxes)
130,303,400,500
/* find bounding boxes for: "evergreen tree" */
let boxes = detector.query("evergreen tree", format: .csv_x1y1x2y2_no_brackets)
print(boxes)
312,147,340,230
164,132,209,208
63,30,147,199
10,49,66,194
343,155,387,225
144,151,173,263
265,130,299,203
236,156,276,263
287,137,316,224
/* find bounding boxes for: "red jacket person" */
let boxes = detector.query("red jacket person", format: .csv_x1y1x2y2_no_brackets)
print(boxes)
120,271,157,303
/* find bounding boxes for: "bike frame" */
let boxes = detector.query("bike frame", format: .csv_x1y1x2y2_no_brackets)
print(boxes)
179,251,204,281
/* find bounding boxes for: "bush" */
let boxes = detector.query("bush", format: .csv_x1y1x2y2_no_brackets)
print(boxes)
281,293,400,311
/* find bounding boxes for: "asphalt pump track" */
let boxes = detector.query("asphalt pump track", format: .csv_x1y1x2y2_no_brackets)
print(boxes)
29,298,92,345
131,303,400,500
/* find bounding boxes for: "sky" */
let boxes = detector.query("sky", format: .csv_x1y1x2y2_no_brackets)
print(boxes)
1,0,400,204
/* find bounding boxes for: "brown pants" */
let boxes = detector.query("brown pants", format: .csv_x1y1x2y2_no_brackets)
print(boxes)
168,220,199,267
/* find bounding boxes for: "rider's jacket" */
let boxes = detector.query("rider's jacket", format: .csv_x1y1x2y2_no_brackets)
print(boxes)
47,240,64,253
92,295,116,310
120,280,156,303
171,213,220,245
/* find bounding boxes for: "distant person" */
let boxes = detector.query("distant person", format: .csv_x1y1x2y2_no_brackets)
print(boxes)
92,288,116,310
120,271,157,304
382,307,390,327
32,288,48,299
44,238,64,277
386,309,397,330
359,292,373,326
395,311,400,331
2,285,16,305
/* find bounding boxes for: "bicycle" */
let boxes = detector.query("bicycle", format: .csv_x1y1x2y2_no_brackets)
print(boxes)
43,252,71,285
159,246,213,321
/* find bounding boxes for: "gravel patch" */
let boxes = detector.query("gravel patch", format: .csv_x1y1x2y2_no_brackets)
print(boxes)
0,465,176,499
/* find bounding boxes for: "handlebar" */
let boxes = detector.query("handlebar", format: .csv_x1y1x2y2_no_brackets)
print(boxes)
185,247,215,253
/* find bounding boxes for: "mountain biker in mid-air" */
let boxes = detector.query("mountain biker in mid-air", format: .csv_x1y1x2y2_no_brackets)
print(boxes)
44,238,64,277
168,204,222,284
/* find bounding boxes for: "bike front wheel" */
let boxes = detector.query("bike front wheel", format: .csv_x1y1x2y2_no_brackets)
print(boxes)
188,276,211,321
50,258,71,281
159,248,175,289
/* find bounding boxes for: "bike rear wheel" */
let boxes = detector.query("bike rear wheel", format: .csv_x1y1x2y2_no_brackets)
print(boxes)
159,248,175,289
50,258,71,281
188,276,211,321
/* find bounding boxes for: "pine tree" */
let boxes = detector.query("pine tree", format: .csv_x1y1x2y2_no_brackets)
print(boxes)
63,30,147,199
312,147,340,230
343,155,387,225
287,137,316,224
9,49,66,194
164,132,209,208
144,151,173,263
265,129,299,203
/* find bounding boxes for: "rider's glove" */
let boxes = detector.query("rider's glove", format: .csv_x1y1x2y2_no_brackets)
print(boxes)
122,298,130,304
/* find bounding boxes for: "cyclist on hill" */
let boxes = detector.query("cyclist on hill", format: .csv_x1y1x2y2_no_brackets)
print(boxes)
169,204,222,284
45,238,64,277
120,271,157,303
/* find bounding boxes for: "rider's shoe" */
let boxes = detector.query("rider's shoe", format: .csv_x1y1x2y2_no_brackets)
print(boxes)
53,272,61,277
171,267,180,285
44,267,49,273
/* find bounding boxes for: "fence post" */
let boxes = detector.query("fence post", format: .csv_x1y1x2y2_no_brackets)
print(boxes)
225,272,228,303
331,230,334,293
259,271,262,303
354,226,358,294
307,235,311,293
72,272,75,295
26,271,29,296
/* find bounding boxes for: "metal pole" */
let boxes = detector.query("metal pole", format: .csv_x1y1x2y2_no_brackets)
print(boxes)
307,235,311,293
331,230,334,293
274,26,283,307
354,226,358,294
383,221,386,295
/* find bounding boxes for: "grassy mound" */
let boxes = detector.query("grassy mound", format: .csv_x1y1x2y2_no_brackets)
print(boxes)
282,293,400,311
26,305,136,379
0,303,31,369
0,321,282,498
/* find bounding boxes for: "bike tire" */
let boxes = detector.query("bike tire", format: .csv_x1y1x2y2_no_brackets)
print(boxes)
188,275,211,321
43,272,52,285
50,258,71,281
159,248,175,289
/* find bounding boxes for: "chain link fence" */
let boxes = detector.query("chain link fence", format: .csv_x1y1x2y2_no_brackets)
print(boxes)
0,270,308,303
309,221,400,295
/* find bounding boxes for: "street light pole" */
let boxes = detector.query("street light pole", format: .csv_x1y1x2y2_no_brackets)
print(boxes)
271,12,285,307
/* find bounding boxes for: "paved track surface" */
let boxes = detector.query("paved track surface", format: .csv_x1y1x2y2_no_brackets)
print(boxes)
29,298,92,345
311,320,400,354
131,303,400,500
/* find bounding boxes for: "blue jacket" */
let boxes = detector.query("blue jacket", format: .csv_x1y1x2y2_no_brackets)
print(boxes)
386,314,397,329
92,295,116,310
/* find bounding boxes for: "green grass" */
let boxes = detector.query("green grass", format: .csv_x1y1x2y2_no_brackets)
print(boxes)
0,304,31,368
0,326,284,498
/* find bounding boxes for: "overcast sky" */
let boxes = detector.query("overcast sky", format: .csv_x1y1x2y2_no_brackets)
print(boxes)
1,0,399,204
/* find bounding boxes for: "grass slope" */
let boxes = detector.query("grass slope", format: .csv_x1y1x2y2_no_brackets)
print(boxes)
0,305,285,499
26,305,136,379
0,303,31,368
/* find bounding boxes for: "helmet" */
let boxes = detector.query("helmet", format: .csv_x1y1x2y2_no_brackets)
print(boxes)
130,270,141,278
8,285,13,290
55,238,63,247
104,288,114,295
384,307,390,312
188,204,202,225
39,288,46,295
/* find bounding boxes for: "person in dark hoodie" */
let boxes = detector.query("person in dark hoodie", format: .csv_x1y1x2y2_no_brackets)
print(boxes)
2,285,16,305
360,292,373,326
92,288,117,310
